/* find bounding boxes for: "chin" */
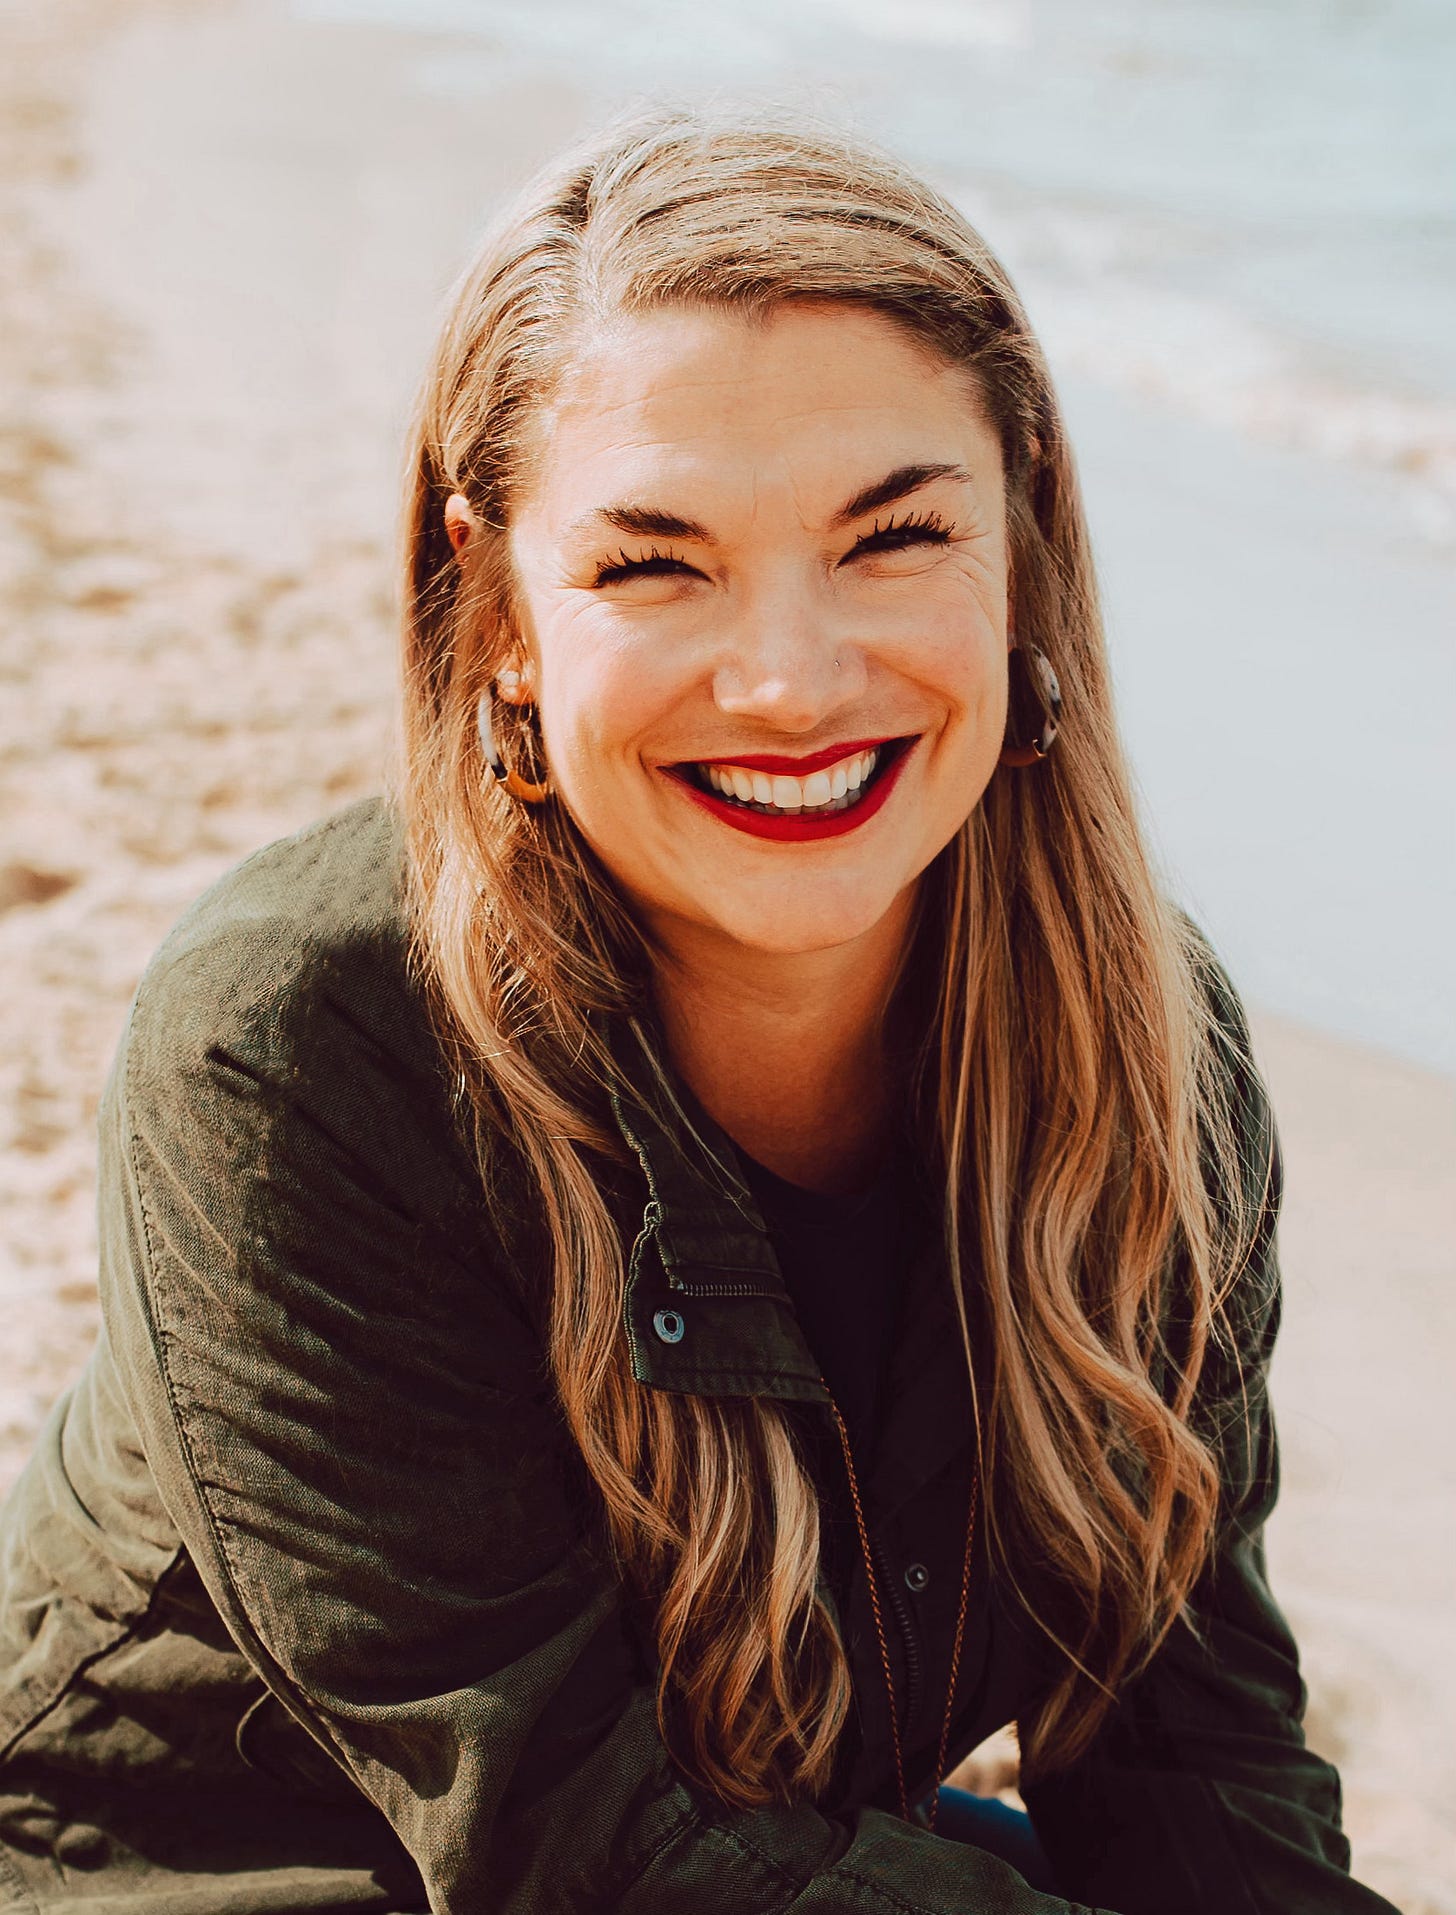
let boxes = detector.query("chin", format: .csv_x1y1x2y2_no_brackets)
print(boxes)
696,888,905,958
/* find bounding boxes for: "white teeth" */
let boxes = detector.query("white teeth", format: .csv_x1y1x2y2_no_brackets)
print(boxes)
697,744,887,815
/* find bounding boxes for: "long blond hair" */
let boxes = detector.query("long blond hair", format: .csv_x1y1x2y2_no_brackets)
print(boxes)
400,111,1258,1806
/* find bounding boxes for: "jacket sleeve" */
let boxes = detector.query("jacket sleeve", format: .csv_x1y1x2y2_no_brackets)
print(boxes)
99,922,1115,1915
1020,961,1400,1915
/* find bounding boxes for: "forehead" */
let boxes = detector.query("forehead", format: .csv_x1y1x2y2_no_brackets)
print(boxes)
517,301,1001,527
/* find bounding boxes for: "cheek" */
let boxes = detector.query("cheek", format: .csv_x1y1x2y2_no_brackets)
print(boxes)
884,579,1007,717
531,608,684,794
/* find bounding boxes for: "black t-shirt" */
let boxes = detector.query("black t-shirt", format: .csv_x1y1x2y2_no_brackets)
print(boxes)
738,1145,923,1459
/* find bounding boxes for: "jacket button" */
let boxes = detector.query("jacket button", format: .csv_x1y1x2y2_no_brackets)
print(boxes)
652,1308,686,1344
904,1562,930,1593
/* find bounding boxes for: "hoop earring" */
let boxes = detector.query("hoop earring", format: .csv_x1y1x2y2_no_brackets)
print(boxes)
477,691,551,804
999,641,1062,767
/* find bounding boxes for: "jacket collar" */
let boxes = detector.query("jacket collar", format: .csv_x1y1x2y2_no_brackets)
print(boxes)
607,1013,830,1407
605,1014,975,1515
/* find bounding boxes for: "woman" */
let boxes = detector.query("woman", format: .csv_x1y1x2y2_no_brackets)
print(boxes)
0,114,1396,1914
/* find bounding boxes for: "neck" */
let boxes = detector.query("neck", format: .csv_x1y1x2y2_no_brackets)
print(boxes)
648,891,917,1196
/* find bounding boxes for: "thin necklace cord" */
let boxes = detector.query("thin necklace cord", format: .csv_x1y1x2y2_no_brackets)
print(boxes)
825,1386,980,1833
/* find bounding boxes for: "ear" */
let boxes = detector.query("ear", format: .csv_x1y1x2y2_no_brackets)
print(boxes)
444,492,477,558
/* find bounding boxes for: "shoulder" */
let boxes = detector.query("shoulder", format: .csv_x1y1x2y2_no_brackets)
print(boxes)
1166,919,1285,1471
1173,912,1280,1217
111,797,498,1242
104,799,552,1347
123,795,431,1093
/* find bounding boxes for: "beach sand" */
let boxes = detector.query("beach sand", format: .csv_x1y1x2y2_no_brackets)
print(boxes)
1,4,1451,1909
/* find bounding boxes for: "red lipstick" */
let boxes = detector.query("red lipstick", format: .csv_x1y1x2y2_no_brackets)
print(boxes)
667,737,916,843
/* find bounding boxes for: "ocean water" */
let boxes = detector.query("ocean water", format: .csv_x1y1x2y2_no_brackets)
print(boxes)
295,0,1456,545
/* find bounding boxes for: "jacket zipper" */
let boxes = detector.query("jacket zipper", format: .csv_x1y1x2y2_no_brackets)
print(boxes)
632,1203,782,1302
669,1275,781,1299
870,1533,923,1743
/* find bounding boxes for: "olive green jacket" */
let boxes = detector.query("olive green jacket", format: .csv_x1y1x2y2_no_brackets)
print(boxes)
0,798,1397,1914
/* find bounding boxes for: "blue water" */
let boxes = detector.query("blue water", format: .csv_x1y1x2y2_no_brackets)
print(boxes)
287,0,1456,1070
295,0,1456,482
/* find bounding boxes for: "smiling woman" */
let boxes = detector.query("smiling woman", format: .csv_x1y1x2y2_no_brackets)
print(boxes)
0,112,1395,1915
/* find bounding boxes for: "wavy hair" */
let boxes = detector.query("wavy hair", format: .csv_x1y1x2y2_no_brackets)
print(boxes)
398,110,1258,1805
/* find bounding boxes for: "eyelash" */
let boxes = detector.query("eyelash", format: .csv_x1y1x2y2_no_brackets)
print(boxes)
856,509,952,553
593,544,684,586
590,511,954,585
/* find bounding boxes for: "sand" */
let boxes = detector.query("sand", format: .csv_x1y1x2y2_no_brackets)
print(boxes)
1,4,1452,1910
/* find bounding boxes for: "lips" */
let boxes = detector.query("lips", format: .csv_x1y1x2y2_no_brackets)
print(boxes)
665,735,917,842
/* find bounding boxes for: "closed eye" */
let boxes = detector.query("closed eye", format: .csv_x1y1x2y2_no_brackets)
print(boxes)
843,510,953,561
590,511,953,585
592,546,702,586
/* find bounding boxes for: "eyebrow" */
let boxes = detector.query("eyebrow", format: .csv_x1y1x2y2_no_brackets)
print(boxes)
574,462,973,546
830,462,974,527
590,503,711,541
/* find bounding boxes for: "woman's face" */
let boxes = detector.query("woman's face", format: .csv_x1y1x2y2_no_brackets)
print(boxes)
504,300,1011,961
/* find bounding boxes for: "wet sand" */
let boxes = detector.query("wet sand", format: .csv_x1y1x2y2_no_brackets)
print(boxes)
1,4,1452,1909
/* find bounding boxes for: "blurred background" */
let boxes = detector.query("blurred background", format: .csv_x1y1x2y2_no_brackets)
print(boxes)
1,0,1452,1906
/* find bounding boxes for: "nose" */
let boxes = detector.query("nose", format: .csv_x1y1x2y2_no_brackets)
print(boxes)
711,576,866,731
